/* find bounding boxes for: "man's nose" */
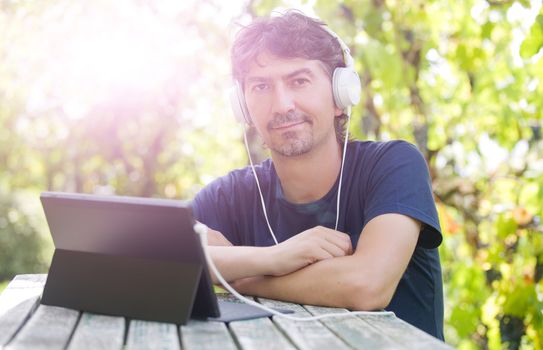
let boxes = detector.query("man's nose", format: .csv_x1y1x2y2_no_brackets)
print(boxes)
271,84,295,115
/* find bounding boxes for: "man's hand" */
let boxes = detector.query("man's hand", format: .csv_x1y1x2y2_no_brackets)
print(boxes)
268,226,353,276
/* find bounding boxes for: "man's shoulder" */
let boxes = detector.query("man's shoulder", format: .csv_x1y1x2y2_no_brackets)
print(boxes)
192,158,274,220
351,139,419,151
198,158,274,194
350,139,423,163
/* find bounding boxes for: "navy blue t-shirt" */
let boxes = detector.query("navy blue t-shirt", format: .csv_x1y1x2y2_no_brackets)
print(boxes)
192,140,444,339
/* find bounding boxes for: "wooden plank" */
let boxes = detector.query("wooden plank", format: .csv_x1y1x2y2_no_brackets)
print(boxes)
258,298,350,350
66,313,125,350
125,319,180,350
5,304,80,350
216,293,293,349
0,274,46,346
181,320,237,350
229,317,295,350
357,314,454,350
304,305,403,350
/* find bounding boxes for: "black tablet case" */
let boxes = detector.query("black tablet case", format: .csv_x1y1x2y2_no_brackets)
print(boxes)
40,192,220,324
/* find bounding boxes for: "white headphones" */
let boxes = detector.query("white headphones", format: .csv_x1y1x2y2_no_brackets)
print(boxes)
228,26,361,124
228,25,361,245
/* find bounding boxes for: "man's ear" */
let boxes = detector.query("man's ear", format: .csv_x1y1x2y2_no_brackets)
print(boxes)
334,106,344,117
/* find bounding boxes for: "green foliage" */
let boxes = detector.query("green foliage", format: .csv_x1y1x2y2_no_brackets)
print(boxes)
0,281,8,295
447,262,490,339
521,11,543,58
0,189,50,280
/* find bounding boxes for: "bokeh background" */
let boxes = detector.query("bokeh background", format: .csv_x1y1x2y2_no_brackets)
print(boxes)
1,0,542,348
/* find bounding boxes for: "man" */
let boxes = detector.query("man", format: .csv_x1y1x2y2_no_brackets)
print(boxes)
192,10,444,340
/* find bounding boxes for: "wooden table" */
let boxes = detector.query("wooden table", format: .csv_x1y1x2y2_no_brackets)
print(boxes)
0,275,453,349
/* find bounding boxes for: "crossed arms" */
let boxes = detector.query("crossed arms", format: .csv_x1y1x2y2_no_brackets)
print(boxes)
207,213,420,311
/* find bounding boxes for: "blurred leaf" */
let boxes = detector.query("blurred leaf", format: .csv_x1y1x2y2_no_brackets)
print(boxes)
520,14,543,59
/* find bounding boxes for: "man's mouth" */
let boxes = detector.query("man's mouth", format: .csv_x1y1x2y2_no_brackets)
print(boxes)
270,120,306,130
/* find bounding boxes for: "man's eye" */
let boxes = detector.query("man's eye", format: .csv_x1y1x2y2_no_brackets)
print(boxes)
251,83,269,92
292,78,309,87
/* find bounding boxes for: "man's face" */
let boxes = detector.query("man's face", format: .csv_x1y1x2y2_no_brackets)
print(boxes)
243,51,343,157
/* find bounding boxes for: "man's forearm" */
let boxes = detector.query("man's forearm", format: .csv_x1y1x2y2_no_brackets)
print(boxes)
214,214,418,310
208,226,353,284
232,254,394,311
209,246,276,283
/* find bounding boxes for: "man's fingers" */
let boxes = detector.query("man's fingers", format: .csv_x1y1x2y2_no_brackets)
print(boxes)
327,236,352,254
305,226,353,255
319,239,349,258
305,237,349,262
320,231,352,254
310,248,334,262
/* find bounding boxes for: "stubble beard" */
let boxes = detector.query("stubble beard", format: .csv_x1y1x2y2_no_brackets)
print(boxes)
267,111,313,157
272,130,313,156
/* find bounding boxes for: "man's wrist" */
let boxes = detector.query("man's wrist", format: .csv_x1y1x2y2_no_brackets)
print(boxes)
260,245,281,276
233,276,267,295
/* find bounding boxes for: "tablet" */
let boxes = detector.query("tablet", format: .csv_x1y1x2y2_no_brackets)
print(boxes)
40,191,220,323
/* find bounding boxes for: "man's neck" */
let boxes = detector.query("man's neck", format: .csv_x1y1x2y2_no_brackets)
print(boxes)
272,139,343,204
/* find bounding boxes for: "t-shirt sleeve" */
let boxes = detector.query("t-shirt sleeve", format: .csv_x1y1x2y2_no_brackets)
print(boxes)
191,175,242,245
363,141,442,248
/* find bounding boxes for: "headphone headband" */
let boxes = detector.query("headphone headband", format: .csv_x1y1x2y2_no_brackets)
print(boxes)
320,25,355,69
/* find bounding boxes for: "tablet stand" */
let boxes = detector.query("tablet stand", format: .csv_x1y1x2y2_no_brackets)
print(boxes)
41,248,202,324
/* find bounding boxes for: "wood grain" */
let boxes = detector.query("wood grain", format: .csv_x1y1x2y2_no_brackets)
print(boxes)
229,316,295,350
259,298,350,350
67,313,125,350
5,304,80,350
304,305,402,349
0,274,46,347
125,319,180,350
357,314,454,350
181,320,237,350
216,294,294,350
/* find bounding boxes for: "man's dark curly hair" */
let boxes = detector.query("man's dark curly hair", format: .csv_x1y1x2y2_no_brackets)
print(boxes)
231,10,350,143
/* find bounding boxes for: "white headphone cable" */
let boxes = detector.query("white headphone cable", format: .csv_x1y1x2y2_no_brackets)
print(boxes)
242,108,351,243
334,106,351,231
194,222,395,321
242,125,279,245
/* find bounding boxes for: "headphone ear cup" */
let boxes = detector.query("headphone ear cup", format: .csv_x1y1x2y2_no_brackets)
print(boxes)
228,82,252,124
332,67,362,110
